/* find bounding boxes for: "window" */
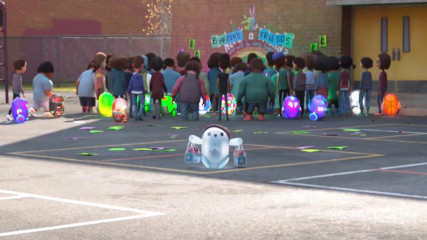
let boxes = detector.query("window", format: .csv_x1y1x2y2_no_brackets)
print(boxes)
403,16,410,52
381,17,388,52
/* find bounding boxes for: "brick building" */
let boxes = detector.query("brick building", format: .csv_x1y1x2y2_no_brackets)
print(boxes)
3,0,427,93
171,0,427,92
6,0,149,36
171,0,344,70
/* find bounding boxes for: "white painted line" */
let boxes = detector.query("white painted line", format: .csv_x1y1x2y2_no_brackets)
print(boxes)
0,195,28,201
380,161,427,170
0,189,165,237
343,128,427,134
273,169,374,183
0,214,162,237
272,161,427,184
274,181,427,200
0,189,160,215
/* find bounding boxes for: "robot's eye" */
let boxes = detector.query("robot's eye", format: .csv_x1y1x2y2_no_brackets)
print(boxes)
208,132,211,136
220,132,224,137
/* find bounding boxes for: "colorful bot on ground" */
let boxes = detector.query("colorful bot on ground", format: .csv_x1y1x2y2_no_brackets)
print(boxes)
199,95,211,114
221,93,236,116
382,93,401,116
99,92,114,117
112,98,128,123
282,95,301,119
49,94,65,117
308,95,328,121
11,97,28,123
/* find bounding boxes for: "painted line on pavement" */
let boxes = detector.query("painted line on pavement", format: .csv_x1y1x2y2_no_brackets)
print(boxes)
0,214,158,237
271,161,427,200
0,195,28,201
0,189,165,237
273,181,427,200
375,169,427,176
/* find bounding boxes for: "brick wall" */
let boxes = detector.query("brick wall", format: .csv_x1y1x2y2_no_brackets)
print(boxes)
5,0,149,36
171,0,343,70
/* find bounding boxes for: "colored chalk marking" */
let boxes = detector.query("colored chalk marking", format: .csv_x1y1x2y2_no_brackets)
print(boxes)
108,148,126,151
70,137,85,140
108,126,124,130
291,131,310,134
155,148,177,152
349,134,367,137
150,147,169,150
295,146,315,150
328,146,347,150
322,133,338,136
301,149,321,153
76,153,99,156
80,126,96,130
232,130,243,132
133,148,153,151
90,130,104,133
342,129,361,132
148,124,161,127
169,134,179,138
171,126,188,129
302,125,317,128
253,131,268,134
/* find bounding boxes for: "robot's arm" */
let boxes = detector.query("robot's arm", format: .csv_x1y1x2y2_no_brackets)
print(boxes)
188,135,203,145
229,138,243,147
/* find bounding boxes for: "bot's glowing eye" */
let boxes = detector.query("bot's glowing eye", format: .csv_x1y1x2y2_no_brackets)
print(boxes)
294,103,298,107
220,132,224,137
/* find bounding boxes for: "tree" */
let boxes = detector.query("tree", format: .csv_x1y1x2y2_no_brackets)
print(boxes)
142,0,173,35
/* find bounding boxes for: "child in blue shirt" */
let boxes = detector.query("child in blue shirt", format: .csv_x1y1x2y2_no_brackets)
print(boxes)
127,56,146,121
314,55,329,99
359,57,373,116
162,58,181,94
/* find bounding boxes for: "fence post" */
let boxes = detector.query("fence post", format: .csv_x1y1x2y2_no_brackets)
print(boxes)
129,34,132,56
39,37,43,63
104,36,107,53
56,35,60,87
161,35,165,59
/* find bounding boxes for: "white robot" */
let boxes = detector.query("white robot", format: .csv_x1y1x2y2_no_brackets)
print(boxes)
188,124,243,169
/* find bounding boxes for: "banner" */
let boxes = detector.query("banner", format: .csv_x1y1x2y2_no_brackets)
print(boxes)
211,30,244,48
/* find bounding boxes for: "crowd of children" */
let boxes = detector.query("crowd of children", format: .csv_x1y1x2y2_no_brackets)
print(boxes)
5,49,391,122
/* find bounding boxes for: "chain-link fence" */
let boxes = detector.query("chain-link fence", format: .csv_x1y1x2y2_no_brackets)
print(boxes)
4,34,170,86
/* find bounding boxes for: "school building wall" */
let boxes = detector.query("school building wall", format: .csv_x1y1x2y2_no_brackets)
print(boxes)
352,4,427,93
170,0,344,71
5,0,149,36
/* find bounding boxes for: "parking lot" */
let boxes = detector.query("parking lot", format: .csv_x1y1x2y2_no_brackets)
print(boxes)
1,93,426,239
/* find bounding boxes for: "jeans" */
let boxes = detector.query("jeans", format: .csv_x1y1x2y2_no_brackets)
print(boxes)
305,89,315,112
338,90,350,115
278,89,290,113
295,90,305,115
377,89,386,113
246,102,267,114
359,90,371,114
131,93,145,119
180,102,199,120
